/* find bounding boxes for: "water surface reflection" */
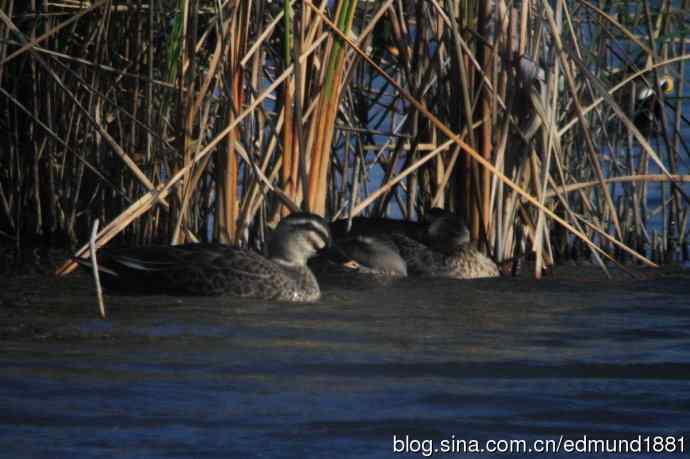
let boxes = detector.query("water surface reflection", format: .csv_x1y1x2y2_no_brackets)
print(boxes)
1,266,689,458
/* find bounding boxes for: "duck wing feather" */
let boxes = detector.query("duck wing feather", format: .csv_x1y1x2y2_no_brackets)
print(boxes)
93,244,304,298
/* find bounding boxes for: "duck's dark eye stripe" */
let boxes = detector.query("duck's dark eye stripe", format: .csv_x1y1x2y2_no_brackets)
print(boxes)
282,213,331,246
290,222,330,244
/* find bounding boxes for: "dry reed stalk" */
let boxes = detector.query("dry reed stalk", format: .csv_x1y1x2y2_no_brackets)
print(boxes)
541,0,624,242
558,55,690,136
220,1,251,241
171,13,227,244
350,139,455,216
546,175,690,198
1,0,110,65
292,6,310,210
307,0,358,216
0,9,192,228
643,0,681,259
232,141,300,213
3,0,686,278
172,111,213,245
88,219,106,319
477,0,494,244
529,52,562,275
565,53,690,205
56,23,329,275
548,148,611,275
234,28,330,234
306,0,658,268
236,108,287,240
279,0,301,215
532,134,554,278
0,86,120,189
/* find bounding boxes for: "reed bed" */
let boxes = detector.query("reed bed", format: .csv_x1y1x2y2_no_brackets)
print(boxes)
0,0,688,278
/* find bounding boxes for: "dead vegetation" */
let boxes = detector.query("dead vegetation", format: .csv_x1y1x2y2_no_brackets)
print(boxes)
0,0,688,279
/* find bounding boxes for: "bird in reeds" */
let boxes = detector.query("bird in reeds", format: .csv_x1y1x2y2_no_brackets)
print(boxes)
392,210,500,280
76,212,331,302
309,233,408,291
330,209,500,280
390,233,500,280
632,75,673,136
608,67,674,136
330,234,407,276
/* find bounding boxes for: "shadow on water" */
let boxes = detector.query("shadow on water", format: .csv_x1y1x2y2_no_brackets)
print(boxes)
1,265,689,458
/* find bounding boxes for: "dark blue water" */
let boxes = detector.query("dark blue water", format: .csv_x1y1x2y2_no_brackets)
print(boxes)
1,268,689,458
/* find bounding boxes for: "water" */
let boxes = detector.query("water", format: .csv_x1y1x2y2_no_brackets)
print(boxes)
1,267,689,458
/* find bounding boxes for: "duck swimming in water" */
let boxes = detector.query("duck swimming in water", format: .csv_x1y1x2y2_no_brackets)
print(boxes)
335,235,407,278
393,210,499,279
390,233,500,279
77,212,331,302
309,233,407,290
330,209,499,280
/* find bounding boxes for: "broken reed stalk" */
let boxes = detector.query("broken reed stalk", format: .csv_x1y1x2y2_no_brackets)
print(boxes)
89,219,106,319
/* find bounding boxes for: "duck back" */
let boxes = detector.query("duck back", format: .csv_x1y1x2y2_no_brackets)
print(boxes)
89,243,321,301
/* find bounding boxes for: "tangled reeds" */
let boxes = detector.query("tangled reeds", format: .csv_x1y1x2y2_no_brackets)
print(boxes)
1,0,688,278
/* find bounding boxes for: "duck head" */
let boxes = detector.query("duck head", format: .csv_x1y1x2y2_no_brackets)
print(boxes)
268,212,331,266
634,75,674,136
424,208,471,253
337,235,407,277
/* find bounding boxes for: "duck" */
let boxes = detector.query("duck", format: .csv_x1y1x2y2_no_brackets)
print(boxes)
633,75,673,136
390,233,500,279
335,235,407,277
608,67,674,136
76,212,331,302
331,209,499,280
309,233,407,290
394,210,499,279
421,207,471,251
